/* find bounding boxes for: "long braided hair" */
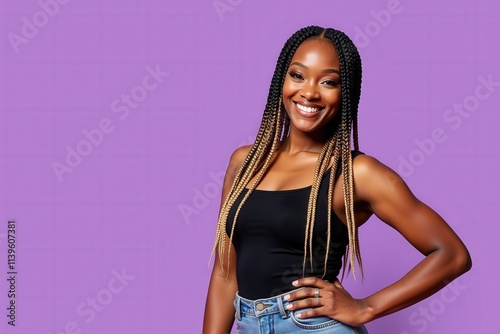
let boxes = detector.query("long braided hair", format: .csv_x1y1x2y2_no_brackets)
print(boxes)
210,25,363,280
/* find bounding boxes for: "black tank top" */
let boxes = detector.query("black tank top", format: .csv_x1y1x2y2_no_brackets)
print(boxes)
226,150,364,299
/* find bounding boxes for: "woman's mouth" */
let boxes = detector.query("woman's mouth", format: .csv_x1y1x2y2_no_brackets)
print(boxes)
294,102,324,117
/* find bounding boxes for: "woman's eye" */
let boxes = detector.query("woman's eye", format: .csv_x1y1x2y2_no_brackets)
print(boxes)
288,71,303,80
323,80,339,86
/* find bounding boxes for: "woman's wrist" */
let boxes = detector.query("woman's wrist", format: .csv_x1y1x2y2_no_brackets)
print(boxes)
356,298,377,325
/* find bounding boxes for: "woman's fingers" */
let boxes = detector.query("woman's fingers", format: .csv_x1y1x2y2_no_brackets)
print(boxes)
285,297,322,310
284,279,335,312
290,304,325,318
291,276,331,289
283,277,362,324
285,287,318,302
284,277,334,302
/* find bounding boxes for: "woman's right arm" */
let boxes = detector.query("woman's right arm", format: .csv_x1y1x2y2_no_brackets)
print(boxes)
203,145,251,334
203,238,238,334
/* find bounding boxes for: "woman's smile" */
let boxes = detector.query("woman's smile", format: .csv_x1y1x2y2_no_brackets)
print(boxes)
293,101,325,117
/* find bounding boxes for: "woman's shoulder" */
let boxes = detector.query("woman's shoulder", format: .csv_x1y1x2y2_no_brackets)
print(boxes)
229,145,252,166
218,145,253,194
351,151,410,197
225,145,252,177
352,150,391,174
352,149,397,168
352,151,389,176
231,145,252,160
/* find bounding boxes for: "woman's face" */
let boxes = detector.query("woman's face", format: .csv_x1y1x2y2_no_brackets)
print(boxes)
282,38,341,136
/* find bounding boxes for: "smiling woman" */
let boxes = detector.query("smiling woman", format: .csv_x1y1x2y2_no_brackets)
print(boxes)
203,25,471,334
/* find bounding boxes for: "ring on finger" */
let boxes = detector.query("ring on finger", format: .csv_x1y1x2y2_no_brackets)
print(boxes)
314,288,320,298
316,297,321,306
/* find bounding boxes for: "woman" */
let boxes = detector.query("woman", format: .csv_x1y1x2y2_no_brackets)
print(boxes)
203,25,471,333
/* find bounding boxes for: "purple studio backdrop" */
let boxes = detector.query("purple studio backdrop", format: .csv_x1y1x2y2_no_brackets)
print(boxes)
0,0,498,333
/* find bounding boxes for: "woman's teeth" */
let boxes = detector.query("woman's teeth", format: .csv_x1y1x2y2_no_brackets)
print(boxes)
296,103,321,113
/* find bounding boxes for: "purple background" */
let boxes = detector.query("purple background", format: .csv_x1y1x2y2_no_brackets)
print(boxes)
0,0,498,333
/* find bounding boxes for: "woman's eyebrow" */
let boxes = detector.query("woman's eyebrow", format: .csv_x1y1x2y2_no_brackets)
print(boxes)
289,61,340,75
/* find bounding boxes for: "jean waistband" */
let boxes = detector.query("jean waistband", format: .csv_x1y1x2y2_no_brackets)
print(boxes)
234,288,306,321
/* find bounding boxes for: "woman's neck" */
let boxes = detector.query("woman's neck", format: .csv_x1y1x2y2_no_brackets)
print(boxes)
279,129,329,155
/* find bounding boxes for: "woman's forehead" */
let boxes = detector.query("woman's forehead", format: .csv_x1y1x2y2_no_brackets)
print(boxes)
290,38,340,67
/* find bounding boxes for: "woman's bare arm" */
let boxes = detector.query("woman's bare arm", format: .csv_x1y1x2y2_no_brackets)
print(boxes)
203,240,238,334
203,145,251,334
353,155,472,322
284,154,472,326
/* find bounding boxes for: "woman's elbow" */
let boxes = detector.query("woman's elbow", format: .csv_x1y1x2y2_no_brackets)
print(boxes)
451,245,472,276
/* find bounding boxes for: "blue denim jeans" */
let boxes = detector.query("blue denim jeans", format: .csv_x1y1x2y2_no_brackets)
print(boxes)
233,289,369,333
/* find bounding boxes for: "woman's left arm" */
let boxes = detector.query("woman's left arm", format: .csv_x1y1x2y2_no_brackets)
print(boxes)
286,154,472,326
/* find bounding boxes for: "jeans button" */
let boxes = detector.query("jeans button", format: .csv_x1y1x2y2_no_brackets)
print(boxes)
256,303,271,311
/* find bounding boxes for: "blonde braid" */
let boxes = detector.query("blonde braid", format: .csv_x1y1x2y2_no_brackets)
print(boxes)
225,98,284,278
322,140,341,278
303,137,335,275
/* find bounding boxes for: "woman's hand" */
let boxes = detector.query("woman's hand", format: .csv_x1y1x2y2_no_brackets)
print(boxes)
283,277,369,327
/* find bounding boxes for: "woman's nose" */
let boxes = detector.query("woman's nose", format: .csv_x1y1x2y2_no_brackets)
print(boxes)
300,82,320,100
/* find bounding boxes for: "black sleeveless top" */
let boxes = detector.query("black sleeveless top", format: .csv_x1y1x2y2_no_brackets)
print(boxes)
226,150,364,300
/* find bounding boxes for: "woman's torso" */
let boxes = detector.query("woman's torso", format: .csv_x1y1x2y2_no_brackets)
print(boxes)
226,150,364,300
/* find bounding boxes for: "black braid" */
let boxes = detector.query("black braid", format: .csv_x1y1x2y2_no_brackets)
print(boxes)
323,28,363,277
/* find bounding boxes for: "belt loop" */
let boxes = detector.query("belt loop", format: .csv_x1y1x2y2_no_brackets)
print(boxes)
277,295,287,319
235,292,242,321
